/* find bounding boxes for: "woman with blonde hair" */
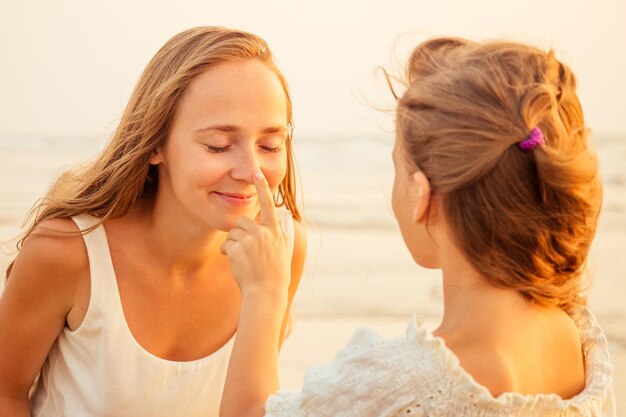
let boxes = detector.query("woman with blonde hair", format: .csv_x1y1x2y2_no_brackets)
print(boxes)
0,26,306,416
219,37,615,416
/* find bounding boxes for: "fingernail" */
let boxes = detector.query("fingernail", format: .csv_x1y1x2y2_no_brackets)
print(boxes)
254,171,264,180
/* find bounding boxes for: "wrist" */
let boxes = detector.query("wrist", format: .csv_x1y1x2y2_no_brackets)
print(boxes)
240,287,288,318
237,289,288,338
241,285,288,305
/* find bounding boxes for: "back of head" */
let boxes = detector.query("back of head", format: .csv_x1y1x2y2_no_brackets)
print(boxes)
396,37,602,311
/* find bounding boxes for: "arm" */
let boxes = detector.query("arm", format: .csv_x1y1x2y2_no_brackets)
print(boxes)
219,172,299,417
0,219,87,416
221,220,305,417
278,218,306,347
223,288,287,417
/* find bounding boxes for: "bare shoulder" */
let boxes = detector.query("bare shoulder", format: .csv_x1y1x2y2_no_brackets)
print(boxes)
30,216,83,238
17,217,89,276
288,217,306,295
279,218,306,345
442,307,585,398
446,339,514,397
9,218,90,301
291,218,306,262
0,217,90,394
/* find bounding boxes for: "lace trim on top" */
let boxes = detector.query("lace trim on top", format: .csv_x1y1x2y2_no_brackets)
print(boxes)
265,307,614,417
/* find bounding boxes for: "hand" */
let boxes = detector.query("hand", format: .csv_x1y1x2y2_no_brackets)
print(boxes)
220,171,291,299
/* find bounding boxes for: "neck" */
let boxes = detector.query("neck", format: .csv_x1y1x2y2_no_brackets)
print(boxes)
135,197,228,278
435,244,534,336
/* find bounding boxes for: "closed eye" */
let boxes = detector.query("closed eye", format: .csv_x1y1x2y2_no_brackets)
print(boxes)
206,145,231,153
260,145,283,153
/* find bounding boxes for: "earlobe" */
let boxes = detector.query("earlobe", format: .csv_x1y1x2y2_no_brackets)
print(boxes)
411,171,431,224
149,148,163,165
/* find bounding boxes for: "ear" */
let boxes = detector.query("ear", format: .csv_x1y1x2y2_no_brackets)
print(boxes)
149,147,164,165
410,171,431,224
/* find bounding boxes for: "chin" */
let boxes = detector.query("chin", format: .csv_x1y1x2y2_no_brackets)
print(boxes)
212,217,239,232
193,211,236,232
211,210,258,232
214,223,233,232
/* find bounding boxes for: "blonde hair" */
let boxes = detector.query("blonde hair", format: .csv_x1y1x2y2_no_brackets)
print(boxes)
7,26,300,278
395,37,602,310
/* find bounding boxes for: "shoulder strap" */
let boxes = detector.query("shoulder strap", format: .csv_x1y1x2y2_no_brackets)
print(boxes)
70,215,121,320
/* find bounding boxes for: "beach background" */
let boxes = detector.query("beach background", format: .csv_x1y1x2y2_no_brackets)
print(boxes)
1,133,625,406
2,0,625,409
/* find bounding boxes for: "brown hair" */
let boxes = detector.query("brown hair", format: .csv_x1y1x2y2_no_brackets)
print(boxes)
395,37,602,310
7,26,300,278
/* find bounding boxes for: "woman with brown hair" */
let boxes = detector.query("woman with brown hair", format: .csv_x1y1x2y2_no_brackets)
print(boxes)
0,26,306,416
219,37,615,416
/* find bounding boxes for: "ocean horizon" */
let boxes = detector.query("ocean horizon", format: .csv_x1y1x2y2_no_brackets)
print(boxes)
1,132,624,230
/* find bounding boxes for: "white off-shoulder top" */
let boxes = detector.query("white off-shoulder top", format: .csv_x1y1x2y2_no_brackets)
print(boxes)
266,308,615,417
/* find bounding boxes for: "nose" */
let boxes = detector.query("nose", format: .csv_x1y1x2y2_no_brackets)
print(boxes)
230,146,260,183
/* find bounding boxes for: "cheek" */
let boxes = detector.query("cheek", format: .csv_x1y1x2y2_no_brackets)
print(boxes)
184,156,223,187
163,142,207,182
261,154,288,192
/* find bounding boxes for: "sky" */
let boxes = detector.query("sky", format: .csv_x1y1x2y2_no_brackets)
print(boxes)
1,0,624,141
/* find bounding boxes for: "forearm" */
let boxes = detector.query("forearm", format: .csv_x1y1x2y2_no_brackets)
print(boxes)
220,290,288,417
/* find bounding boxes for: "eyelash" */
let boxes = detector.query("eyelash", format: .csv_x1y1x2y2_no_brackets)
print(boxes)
206,145,230,153
261,145,283,153
205,145,282,153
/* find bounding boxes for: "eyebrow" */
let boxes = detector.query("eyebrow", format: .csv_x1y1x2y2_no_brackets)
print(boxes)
194,124,288,134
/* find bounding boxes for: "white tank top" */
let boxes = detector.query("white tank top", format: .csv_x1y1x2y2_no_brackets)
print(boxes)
30,210,295,417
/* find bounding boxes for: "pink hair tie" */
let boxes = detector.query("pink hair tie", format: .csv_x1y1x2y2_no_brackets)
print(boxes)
518,127,545,151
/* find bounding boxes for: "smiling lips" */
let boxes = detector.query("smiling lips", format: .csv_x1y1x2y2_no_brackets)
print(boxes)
214,191,256,205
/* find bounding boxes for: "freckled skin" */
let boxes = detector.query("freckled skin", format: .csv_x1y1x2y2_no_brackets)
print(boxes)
151,59,289,232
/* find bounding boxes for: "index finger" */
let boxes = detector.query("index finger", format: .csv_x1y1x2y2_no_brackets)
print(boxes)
254,170,279,227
